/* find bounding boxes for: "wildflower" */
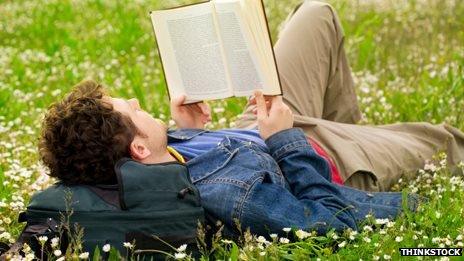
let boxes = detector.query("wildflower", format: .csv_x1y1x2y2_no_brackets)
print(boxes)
295,229,311,240
51,89,62,97
79,252,89,259
456,235,462,241
413,235,418,240
257,236,267,243
56,257,65,261
25,253,36,261
395,236,403,242
338,241,347,248
435,211,441,218
213,107,225,113
103,244,111,252
259,251,266,256
177,244,187,252
373,255,380,260
349,230,358,240
221,239,234,244
270,233,278,239
363,237,371,243
386,221,395,228
123,242,134,248
218,118,227,125
279,237,290,244
51,237,59,248
383,254,391,260
457,242,463,247
174,253,186,259
37,236,48,244
445,238,452,246
424,163,437,172
22,244,32,253
282,227,291,233
54,249,62,257
458,161,464,169
363,225,373,232
375,218,389,225
440,159,447,168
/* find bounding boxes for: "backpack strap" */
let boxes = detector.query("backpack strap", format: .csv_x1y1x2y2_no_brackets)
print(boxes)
0,230,24,259
85,184,120,210
0,213,62,259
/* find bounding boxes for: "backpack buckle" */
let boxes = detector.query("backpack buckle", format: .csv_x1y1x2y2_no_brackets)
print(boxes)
177,187,194,199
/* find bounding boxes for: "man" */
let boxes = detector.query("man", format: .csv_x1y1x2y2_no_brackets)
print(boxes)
39,1,463,235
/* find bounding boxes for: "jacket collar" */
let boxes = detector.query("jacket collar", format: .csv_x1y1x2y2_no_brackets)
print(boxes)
167,128,208,142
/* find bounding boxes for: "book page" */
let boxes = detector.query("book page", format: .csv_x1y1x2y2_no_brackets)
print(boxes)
150,2,233,103
213,1,265,96
239,0,282,96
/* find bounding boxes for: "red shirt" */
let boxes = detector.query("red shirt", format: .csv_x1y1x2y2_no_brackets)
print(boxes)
307,137,344,185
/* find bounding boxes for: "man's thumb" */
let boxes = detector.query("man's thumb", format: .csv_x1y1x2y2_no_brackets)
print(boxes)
172,94,186,106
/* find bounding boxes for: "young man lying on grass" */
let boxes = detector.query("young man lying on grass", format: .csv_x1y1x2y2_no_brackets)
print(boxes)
38,1,463,236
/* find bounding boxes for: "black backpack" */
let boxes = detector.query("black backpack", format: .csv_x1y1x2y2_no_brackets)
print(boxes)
2,158,208,259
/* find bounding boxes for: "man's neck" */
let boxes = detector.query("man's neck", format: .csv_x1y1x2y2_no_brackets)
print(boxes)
140,151,177,164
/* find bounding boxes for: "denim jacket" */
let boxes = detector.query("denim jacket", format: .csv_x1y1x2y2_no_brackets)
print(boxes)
167,128,416,235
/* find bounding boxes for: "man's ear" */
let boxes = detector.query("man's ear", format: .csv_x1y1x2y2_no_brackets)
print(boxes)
129,137,151,160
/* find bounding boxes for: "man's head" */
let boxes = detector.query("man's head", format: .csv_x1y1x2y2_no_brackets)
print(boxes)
39,80,169,185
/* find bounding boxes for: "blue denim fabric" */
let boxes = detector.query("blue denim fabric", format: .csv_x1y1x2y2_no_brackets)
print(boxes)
167,128,416,235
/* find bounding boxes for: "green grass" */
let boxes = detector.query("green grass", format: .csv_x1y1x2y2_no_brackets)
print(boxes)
0,0,463,260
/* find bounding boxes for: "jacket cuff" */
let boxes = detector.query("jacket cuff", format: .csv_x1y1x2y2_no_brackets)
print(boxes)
264,128,310,160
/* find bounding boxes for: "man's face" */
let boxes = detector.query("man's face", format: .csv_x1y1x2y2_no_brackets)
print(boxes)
108,97,168,157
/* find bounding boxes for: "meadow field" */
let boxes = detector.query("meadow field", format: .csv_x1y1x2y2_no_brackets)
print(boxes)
0,0,463,260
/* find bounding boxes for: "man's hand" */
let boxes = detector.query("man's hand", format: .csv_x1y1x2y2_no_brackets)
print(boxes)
253,90,293,140
170,95,211,129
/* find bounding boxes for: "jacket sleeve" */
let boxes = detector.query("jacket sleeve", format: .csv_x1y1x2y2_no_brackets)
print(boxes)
239,128,358,235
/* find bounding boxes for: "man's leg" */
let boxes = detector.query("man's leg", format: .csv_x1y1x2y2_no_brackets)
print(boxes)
300,119,464,191
234,1,361,129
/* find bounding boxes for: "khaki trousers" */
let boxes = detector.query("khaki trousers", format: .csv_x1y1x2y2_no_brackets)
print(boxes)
234,1,464,192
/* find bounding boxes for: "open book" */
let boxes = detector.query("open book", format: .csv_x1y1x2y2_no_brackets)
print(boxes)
150,0,282,104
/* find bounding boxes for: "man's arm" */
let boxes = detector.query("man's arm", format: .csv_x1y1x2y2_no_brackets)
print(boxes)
239,175,357,235
239,128,357,235
265,128,343,199
237,91,357,235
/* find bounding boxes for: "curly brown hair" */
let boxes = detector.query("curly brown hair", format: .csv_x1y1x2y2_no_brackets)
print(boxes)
39,80,139,185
